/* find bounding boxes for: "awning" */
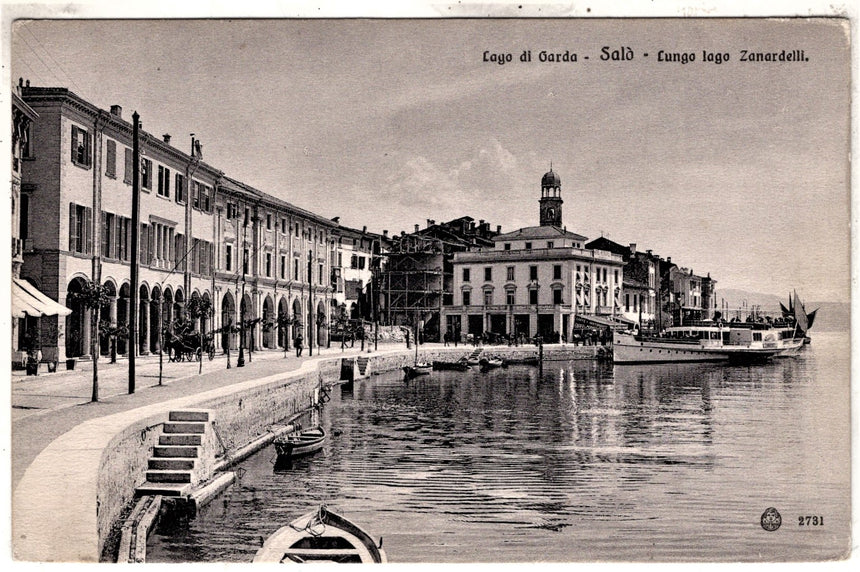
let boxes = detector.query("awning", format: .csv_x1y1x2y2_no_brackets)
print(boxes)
11,278,72,318
574,314,630,329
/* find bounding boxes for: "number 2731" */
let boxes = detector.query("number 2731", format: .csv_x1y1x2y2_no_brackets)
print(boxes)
798,516,824,526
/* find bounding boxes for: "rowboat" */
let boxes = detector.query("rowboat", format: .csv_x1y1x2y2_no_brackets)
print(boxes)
253,506,387,563
274,426,326,459
403,363,432,379
478,357,504,370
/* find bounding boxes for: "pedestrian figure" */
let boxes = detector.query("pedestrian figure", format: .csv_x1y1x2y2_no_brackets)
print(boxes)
405,328,411,348
295,334,304,357
454,328,459,347
443,330,451,347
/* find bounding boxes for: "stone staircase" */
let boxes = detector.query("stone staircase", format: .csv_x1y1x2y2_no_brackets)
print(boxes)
136,410,213,497
467,347,483,362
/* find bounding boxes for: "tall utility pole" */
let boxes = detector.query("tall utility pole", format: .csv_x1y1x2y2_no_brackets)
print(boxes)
238,217,247,367
128,111,140,394
308,253,314,356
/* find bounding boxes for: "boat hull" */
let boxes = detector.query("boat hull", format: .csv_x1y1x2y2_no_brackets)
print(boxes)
254,506,387,563
612,332,783,364
274,427,326,459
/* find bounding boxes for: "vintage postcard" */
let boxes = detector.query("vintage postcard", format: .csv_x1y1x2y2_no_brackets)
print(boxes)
4,6,853,565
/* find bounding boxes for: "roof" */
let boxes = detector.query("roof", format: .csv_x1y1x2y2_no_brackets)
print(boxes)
494,225,587,242
12,278,72,318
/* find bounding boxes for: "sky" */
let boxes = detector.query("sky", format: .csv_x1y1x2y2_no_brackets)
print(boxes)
8,17,851,302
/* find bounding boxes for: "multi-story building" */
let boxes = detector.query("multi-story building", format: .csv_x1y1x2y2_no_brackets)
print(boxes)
670,266,717,324
17,84,334,364
331,224,388,322
382,216,499,341
584,237,660,331
441,169,625,341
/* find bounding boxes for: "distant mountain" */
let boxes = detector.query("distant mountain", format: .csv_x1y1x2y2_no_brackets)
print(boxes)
716,289,849,332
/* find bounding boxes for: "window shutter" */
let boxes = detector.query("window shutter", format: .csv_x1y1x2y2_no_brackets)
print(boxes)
85,131,92,166
124,148,133,184
105,140,116,177
69,203,77,251
71,126,78,162
84,207,93,254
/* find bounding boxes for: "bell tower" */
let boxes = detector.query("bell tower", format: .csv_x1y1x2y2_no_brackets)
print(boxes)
539,166,563,227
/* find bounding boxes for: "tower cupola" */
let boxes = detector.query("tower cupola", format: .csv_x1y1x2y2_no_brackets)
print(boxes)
539,165,563,227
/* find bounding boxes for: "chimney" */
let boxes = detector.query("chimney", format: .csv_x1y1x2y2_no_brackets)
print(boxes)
647,249,652,255
496,225,501,233
362,225,367,233
382,230,388,238
414,224,419,233
162,133,171,144
629,243,636,253
110,105,122,118
479,219,484,226
667,257,672,264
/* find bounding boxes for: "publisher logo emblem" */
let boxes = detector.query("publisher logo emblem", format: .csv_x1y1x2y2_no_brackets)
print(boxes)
760,507,782,532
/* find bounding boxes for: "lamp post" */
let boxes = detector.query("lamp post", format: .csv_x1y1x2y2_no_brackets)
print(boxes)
308,252,314,357
238,221,247,367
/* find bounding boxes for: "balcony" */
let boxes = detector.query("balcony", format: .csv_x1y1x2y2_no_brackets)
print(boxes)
453,246,623,264
444,303,572,313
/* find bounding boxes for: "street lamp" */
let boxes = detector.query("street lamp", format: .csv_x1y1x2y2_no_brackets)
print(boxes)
238,220,248,367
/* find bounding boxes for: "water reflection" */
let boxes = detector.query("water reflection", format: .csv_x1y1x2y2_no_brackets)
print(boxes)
148,334,849,563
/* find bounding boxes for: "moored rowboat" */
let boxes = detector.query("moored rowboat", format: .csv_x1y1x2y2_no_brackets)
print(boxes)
253,505,387,563
274,426,326,459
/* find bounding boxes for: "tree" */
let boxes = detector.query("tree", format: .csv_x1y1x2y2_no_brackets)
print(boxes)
100,322,129,364
276,311,297,358
67,280,111,402
186,296,213,374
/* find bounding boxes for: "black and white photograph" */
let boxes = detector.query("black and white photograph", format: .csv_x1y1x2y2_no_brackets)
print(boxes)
3,2,853,565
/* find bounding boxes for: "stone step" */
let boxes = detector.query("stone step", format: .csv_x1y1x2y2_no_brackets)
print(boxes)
148,458,195,471
136,482,193,497
169,410,210,422
159,434,203,446
163,422,206,434
146,470,192,483
153,445,199,458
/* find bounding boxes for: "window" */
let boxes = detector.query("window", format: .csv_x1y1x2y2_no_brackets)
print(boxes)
525,242,532,250
280,255,286,279
295,224,300,237
506,290,515,305
243,248,249,275
266,252,272,277
506,266,515,281
105,140,116,178
463,290,471,306
175,173,185,203
71,125,91,167
319,262,324,285
504,243,511,251
529,289,538,305
625,294,630,312
547,241,554,249
529,265,538,281
225,243,233,271
553,264,562,280
357,257,366,270
266,214,272,230
68,203,91,254
141,158,152,190
117,217,130,261
484,267,492,282
351,254,358,269
102,212,114,258
463,268,470,282
281,218,287,233
124,148,133,184
157,165,171,197
553,289,563,304
140,224,150,264
19,194,29,240
226,203,237,220
244,207,250,226
615,269,619,284
483,290,493,306
294,258,300,281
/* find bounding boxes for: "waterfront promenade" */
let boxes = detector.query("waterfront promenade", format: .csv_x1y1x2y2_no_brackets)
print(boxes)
11,345,387,491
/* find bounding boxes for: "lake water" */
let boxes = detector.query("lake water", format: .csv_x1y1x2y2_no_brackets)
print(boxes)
147,331,850,562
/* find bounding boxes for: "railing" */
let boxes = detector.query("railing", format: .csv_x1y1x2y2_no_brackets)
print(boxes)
454,247,623,264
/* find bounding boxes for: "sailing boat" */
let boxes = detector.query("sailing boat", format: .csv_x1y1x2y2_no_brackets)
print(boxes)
782,291,818,343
